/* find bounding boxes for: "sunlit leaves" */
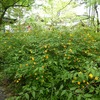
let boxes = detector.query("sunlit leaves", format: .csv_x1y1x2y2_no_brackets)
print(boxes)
43,0,77,24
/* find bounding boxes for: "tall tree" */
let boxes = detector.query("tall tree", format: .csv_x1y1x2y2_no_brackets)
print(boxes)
0,0,34,26
76,0,100,32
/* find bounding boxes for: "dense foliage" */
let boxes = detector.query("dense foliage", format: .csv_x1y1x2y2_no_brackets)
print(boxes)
0,27,100,100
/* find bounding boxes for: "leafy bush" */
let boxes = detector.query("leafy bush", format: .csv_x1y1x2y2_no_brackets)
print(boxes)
0,28,100,100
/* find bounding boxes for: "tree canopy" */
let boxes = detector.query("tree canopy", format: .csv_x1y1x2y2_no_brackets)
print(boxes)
0,0,100,32
0,0,34,25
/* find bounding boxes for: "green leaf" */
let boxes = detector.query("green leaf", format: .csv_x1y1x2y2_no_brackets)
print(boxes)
68,73,73,79
54,61,57,65
77,95,82,100
70,87,77,91
84,94,92,98
75,89,83,93
89,86,95,93
61,90,66,96
32,86,36,90
59,84,63,90
55,91,59,96
32,91,35,98
40,90,43,94
68,92,72,100
34,68,38,72
25,93,29,100
92,97,100,100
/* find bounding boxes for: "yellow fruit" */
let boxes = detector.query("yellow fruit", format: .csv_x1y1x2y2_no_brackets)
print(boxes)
67,56,70,59
72,80,75,83
45,55,48,59
44,50,47,52
31,57,34,61
95,77,99,80
77,82,80,85
35,73,37,75
73,77,77,80
79,71,82,74
89,73,93,79
63,45,66,48
86,82,89,85
69,49,72,53
16,80,19,83
18,79,21,81
26,64,28,66
83,80,85,83
82,86,84,88
87,33,90,36
30,50,32,53
36,78,38,80
67,43,71,45
34,62,36,64
44,45,47,48
70,34,73,37
42,66,45,68
64,54,66,56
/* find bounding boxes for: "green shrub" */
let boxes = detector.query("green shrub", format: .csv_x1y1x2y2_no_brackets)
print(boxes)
0,28,100,100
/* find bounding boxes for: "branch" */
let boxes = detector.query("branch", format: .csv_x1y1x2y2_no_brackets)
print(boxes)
0,8,7,18
0,8,7,25
81,17,90,20
75,15,90,25
14,4,30,7
76,14,90,19
57,0,73,16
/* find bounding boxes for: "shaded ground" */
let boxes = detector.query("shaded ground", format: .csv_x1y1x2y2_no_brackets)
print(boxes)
0,87,6,100
0,78,13,100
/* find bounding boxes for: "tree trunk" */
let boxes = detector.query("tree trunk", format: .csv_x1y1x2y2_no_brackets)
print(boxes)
94,4,100,32
0,17,2,26
0,8,8,26
0,17,3,31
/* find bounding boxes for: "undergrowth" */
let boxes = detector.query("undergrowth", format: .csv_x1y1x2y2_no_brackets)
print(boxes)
0,27,100,100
